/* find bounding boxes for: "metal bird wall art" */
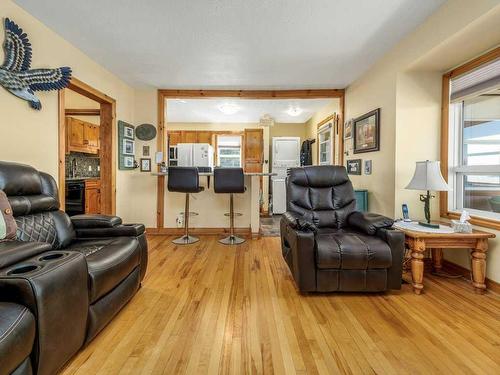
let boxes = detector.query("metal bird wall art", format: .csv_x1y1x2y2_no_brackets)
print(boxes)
0,18,72,110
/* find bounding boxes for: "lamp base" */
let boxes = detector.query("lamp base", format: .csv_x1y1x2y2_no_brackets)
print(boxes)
418,221,440,229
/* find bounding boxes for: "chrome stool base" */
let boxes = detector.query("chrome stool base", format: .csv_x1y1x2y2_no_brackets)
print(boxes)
219,235,245,245
172,235,199,245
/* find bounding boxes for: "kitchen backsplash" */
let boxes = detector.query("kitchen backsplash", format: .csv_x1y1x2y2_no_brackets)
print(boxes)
65,152,100,178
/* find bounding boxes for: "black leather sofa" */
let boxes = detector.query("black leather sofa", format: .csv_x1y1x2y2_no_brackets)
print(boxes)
280,166,404,293
0,161,148,375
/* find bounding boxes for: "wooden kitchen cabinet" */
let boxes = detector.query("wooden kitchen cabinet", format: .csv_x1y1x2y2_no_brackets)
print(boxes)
181,131,198,143
66,117,100,154
244,128,264,172
168,131,182,146
85,179,101,214
196,131,213,145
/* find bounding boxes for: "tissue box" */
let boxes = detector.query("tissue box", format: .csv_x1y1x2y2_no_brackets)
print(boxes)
451,220,472,233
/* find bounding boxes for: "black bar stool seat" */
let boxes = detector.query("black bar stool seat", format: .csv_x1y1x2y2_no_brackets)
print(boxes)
168,167,204,244
214,167,245,245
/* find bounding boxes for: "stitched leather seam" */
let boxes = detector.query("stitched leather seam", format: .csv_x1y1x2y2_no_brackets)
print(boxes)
0,307,28,343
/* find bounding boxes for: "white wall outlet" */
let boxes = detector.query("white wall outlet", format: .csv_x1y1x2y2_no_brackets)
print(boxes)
176,214,184,228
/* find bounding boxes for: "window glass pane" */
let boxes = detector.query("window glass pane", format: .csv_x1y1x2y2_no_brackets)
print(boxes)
462,174,500,213
462,96,500,166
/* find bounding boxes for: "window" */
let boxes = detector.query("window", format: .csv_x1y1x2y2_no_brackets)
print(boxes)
217,135,242,167
446,57,500,223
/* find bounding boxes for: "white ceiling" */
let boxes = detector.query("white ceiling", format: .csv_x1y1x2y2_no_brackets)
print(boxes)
167,98,334,123
14,0,445,89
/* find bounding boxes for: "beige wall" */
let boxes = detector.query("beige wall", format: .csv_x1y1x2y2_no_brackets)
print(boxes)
65,89,100,124
344,0,500,282
270,122,307,141
0,0,136,222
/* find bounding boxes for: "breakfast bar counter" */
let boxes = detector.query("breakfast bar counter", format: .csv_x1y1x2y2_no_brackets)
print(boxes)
153,172,276,234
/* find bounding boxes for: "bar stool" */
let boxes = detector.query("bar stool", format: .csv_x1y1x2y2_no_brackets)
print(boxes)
214,167,245,245
167,167,204,244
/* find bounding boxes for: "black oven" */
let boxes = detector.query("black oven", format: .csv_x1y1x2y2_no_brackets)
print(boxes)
65,180,85,216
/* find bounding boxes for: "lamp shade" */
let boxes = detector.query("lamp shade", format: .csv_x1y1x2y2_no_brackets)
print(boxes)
405,161,450,191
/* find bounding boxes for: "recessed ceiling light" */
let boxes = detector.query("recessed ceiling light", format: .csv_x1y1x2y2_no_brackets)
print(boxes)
218,102,240,115
286,106,303,117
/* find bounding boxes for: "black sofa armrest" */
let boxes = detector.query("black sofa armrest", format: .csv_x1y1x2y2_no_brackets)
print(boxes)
280,213,317,292
376,227,405,289
0,241,52,269
347,211,394,235
75,224,145,239
70,214,122,229
282,211,317,233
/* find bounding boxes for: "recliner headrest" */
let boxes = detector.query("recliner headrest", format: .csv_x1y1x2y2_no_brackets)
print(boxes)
0,161,60,216
288,165,349,187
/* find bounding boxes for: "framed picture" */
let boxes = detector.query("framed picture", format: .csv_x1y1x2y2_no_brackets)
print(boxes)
344,119,353,139
140,158,151,172
123,156,134,168
364,160,372,175
346,159,362,175
353,108,380,154
123,139,135,155
143,145,150,156
123,125,134,139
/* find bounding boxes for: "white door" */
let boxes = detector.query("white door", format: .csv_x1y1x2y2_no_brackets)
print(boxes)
272,177,287,214
272,137,300,170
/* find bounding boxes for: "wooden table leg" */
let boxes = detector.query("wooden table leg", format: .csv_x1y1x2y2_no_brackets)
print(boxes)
410,239,426,295
431,248,443,272
471,239,488,294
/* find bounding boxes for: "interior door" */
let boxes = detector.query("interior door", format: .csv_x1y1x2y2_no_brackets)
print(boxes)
244,128,263,172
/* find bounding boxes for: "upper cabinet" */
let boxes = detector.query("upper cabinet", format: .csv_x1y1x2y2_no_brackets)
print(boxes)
244,128,264,172
196,131,213,145
66,117,100,154
168,131,182,146
168,130,214,146
182,131,198,143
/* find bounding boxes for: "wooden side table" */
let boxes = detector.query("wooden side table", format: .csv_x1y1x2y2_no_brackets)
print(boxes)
395,223,495,294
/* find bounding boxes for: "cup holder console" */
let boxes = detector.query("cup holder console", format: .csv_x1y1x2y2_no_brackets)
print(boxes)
7,264,41,275
39,252,67,262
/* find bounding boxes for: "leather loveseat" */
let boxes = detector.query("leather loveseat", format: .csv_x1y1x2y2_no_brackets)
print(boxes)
0,161,148,375
280,166,404,293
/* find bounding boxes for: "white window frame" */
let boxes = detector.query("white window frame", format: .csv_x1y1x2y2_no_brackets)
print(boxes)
217,135,242,168
447,101,500,221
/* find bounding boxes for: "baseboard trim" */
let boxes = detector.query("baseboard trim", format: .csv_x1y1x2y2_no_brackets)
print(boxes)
146,227,252,236
442,260,500,294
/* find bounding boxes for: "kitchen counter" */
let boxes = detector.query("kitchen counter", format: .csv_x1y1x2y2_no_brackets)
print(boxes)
152,172,276,177
66,177,100,181
153,171,276,234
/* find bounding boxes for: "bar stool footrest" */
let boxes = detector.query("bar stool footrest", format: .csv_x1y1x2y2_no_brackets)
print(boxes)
223,213,243,217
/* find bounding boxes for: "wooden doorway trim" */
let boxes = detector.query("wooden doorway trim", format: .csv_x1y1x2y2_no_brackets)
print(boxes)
156,88,345,229
58,77,116,214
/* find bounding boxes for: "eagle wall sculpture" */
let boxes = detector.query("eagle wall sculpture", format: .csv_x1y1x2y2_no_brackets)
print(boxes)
0,18,72,110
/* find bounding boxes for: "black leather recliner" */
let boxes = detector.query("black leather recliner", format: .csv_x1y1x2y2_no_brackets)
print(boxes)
0,161,148,375
280,166,404,293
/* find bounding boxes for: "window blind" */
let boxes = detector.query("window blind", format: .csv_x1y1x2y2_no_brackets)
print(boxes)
450,58,500,101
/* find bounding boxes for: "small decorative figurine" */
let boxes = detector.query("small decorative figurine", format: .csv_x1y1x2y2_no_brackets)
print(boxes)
0,18,72,110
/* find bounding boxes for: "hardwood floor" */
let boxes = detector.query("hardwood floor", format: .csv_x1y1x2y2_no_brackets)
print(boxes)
61,235,500,374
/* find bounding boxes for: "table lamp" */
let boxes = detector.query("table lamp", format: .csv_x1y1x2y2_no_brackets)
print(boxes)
405,160,450,228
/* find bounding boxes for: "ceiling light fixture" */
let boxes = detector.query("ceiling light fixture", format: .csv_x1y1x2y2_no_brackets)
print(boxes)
286,106,303,117
218,102,240,115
